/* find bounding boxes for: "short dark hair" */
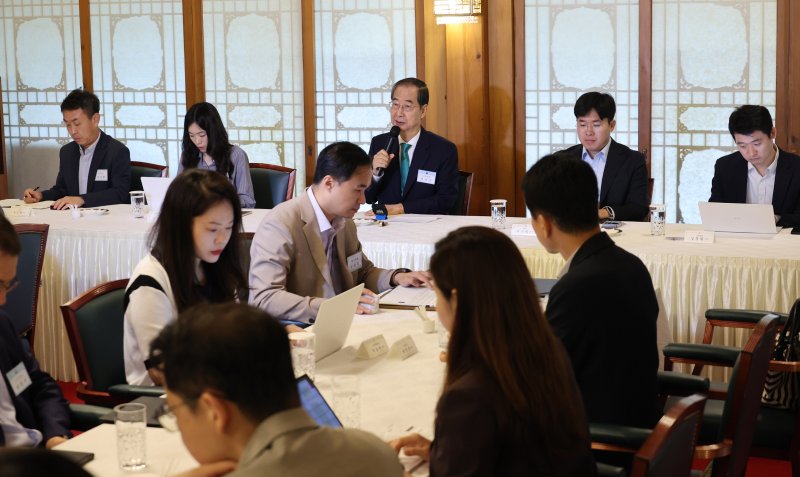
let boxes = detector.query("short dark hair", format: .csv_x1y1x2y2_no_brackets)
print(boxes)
0,448,93,477
391,78,429,107
0,215,20,257
181,102,235,178
150,168,247,312
312,142,371,184
574,91,616,122
151,303,298,422
522,153,598,233
728,105,773,138
60,89,100,117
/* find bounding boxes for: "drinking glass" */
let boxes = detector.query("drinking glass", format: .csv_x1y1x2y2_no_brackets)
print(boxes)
130,191,146,218
490,199,507,229
115,402,147,471
649,204,666,236
289,331,316,380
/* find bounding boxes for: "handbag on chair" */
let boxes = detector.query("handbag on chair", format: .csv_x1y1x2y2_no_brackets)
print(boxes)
762,299,800,409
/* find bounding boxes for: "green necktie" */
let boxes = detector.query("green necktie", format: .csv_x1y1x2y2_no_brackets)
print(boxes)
400,143,411,194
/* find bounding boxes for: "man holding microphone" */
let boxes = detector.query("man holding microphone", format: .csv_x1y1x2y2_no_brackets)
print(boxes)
366,78,459,215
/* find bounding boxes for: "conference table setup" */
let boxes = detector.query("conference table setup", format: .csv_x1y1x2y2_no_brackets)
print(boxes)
7,204,800,383
55,310,443,477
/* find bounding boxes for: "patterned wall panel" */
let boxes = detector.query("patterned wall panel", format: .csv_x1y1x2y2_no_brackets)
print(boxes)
314,0,416,153
0,0,83,197
651,0,776,223
90,0,186,175
524,1,639,170
203,0,305,191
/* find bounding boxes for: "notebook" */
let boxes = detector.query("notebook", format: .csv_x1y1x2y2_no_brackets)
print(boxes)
297,375,342,427
307,284,364,361
379,286,437,310
698,201,782,234
141,176,174,214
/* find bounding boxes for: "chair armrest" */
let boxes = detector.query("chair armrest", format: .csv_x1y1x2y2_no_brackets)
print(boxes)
108,384,165,398
596,462,627,477
657,371,710,396
69,403,112,431
705,309,788,326
590,423,651,452
663,343,740,367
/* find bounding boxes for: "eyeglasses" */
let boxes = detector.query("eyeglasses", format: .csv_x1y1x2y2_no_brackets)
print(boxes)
0,279,19,294
154,400,188,432
389,102,417,114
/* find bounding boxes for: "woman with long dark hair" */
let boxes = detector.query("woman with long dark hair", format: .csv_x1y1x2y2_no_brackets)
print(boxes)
391,226,596,476
179,102,256,208
123,169,248,385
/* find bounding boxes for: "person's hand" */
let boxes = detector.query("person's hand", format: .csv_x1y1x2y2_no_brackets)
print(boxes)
169,461,237,477
45,436,69,449
372,149,395,175
22,189,42,203
394,271,431,287
52,196,85,210
598,208,610,220
385,203,405,215
357,289,378,315
389,433,431,461
285,324,305,333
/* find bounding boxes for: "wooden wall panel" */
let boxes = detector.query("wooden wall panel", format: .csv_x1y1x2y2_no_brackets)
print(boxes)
777,0,799,154
183,0,205,107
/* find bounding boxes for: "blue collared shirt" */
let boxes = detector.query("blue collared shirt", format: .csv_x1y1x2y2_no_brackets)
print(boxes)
581,140,612,200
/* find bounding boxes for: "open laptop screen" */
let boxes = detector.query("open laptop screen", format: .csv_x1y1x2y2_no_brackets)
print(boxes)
297,375,342,428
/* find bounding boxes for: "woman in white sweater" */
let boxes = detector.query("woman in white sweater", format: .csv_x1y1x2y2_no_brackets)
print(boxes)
123,168,248,385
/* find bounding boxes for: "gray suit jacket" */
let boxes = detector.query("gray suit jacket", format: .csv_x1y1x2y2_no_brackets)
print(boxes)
249,191,392,324
230,408,404,477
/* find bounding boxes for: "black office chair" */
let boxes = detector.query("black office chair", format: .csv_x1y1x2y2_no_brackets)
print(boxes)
249,163,296,209
449,170,474,215
0,224,49,353
130,161,167,192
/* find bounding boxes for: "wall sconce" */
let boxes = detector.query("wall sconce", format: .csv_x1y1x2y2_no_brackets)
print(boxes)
434,0,482,25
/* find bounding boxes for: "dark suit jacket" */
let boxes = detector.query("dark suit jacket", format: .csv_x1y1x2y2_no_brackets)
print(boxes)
429,368,597,477
709,148,800,227
366,128,459,214
41,131,131,207
0,311,70,445
565,141,650,221
545,232,660,428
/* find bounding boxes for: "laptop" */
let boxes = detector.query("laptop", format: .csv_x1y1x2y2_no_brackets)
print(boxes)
141,176,174,213
307,284,364,361
297,375,342,427
698,202,782,234
534,278,557,297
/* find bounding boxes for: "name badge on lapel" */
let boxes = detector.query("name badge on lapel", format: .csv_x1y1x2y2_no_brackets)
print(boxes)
417,170,436,185
7,362,32,396
347,252,363,272
95,169,108,181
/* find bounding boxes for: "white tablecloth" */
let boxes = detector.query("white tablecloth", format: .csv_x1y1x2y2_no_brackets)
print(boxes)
9,207,800,381
56,310,441,477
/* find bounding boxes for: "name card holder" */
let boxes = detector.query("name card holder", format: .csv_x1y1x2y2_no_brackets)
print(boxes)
389,335,418,360
684,230,715,243
356,335,389,359
6,207,32,217
511,224,535,236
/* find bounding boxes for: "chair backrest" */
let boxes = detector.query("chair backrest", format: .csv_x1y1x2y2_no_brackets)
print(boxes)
0,224,49,351
130,161,167,192
719,314,781,475
631,393,707,477
449,170,474,215
249,163,296,209
61,279,129,394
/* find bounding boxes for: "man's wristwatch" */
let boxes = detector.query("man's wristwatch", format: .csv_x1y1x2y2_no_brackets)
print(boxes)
390,268,411,287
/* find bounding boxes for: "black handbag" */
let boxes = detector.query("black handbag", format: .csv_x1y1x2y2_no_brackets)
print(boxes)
762,299,800,409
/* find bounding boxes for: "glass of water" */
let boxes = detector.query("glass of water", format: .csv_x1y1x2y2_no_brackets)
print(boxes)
490,199,507,229
649,204,666,236
130,191,146,218
289,331,316,380
115,402,147,471
332,375,361,428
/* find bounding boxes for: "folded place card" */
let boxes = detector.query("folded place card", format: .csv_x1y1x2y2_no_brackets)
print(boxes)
6,207,32,217
511,224,535,236
684,230,715,243
356,335,389,359
388,335,418,360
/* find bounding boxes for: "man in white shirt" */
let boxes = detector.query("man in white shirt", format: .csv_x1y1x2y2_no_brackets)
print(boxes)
709,105,800,227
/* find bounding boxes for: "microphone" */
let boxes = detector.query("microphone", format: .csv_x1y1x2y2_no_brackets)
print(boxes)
374,126,401,177
372,202,388,221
